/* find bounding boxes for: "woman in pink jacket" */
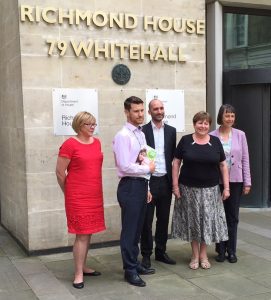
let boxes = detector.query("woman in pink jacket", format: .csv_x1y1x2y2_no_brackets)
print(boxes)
210,104,251,263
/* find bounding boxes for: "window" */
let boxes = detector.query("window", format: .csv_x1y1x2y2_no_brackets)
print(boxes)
224,11,271,70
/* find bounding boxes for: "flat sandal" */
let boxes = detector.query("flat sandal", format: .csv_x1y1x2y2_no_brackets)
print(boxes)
189,258,199,270
200,259,211,269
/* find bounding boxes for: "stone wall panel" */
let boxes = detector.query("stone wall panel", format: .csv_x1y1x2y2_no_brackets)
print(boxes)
29,210,68,250
21,56,61,88
1,0,206,252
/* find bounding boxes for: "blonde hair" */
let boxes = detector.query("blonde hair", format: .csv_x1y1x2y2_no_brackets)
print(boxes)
72,111,96,133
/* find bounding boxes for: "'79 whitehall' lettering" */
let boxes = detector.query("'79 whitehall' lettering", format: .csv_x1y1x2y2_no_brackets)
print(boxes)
47,40,186,62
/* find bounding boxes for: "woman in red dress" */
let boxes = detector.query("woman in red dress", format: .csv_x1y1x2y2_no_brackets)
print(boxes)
56,111,105,289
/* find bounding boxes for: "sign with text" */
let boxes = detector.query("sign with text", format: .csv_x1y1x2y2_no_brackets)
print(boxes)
145,89,185,132
52,88,98,135
20,5,205,63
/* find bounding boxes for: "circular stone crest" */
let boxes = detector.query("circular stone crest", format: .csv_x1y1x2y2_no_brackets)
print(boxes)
112,64,131,85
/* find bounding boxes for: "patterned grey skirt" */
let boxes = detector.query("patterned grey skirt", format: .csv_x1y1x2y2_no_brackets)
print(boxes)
171,184,228,245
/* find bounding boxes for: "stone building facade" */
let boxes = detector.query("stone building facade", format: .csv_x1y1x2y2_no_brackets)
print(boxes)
0,0,206,252
1,0,270,253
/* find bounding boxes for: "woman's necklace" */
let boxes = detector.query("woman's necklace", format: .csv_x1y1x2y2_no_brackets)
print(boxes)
192,133,210,145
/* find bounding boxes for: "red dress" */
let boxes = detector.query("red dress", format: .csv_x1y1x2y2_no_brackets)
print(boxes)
59,137,105,234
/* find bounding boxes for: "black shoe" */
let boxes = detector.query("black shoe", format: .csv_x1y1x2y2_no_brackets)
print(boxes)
83,271,101,276
124,273,146,287
142,256,151,269
215,253,226,262
228,253,237,263
137,264,155,275
73,282,84,289
155,253,176,265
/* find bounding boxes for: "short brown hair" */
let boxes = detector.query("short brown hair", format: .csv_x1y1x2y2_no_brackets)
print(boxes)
124,96,144,111
192,111,212,125
72,111,96,133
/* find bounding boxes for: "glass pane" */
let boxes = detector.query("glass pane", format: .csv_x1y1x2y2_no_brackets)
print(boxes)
224,13,271,70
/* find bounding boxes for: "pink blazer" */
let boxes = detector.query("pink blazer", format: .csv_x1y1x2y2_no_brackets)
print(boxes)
210,128,251,186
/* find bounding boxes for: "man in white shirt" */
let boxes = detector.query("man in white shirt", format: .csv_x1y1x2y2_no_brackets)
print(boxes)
140,99,177,268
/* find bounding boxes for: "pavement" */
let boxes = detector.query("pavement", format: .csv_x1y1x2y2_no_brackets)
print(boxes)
1,208,271,300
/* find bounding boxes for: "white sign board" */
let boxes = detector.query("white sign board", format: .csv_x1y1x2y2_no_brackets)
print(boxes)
52,88,98,135
145,89,185,132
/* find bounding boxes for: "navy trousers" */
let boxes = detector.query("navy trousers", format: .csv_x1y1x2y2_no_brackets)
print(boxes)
217,182,243,255
117,177,148,274
140,175,172,257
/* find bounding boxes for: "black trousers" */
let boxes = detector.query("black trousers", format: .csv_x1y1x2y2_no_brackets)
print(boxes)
217,182,243,255
117,177,148,274
140,175,172,257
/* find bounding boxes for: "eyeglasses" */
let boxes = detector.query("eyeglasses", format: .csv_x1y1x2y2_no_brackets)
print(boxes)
83,123,97,128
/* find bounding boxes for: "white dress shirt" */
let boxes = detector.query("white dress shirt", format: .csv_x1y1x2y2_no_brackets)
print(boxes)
151,121,166,176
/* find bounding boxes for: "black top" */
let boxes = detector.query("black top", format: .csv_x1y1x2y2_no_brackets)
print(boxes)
174,134,226,188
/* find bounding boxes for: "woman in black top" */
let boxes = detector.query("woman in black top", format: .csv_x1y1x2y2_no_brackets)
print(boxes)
172,111,230,270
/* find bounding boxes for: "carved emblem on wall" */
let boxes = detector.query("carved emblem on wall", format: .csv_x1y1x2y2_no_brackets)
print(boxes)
112,64,131,85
